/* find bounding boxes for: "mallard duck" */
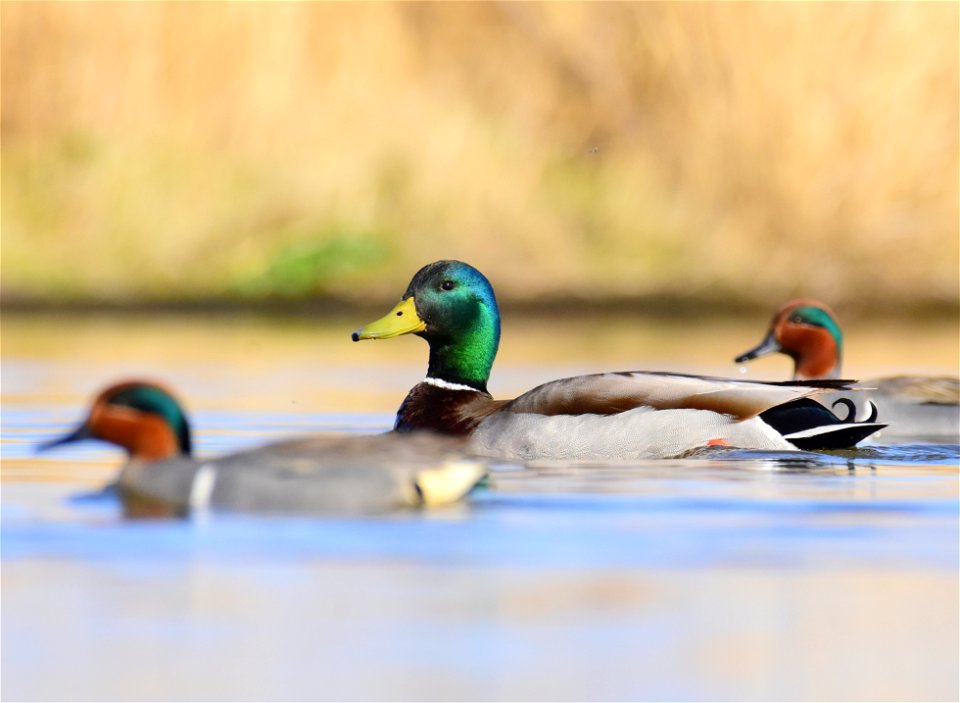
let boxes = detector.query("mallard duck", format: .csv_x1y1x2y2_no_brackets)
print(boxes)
352,260,885,460
39,380,486,517
735,299,959,441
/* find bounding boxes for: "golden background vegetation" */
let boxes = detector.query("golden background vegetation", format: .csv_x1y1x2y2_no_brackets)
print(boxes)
2,2,958,311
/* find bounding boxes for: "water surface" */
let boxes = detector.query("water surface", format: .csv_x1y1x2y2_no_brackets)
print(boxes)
2,313,958,701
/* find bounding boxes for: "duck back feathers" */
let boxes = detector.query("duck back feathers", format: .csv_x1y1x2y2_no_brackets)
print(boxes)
502,371,856,419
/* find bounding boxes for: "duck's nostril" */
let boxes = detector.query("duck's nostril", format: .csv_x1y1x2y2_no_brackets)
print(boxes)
396,311,403,316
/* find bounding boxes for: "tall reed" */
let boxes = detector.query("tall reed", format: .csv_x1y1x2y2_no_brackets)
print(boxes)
2,2,957,308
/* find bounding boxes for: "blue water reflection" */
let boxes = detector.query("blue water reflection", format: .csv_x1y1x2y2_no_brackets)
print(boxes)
2,334,958,701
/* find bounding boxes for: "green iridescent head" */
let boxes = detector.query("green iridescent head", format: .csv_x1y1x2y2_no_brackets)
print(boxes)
353,260,501,391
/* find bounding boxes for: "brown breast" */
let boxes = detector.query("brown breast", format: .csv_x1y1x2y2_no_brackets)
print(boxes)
394,382,506,435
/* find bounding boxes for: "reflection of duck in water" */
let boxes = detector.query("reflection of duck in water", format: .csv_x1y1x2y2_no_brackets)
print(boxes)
352,260,884,460
40,380,486,517
735,299,959,441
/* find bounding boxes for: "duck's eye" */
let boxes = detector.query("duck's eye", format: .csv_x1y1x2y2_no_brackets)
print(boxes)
440,280,455,291
790,314,805,324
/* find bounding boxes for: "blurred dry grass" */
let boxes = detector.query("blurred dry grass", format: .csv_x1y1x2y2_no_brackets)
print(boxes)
2,2,957,309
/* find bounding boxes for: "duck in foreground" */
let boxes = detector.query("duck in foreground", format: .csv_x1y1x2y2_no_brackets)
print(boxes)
735,299,959,441
352,260,885,460
39,381,486,517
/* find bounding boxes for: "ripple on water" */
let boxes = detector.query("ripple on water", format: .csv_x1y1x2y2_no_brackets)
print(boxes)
686,443,960,467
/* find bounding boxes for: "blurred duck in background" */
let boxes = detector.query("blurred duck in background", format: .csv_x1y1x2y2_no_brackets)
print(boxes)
39,380,486,518
353,260,885,460
735,299,959,441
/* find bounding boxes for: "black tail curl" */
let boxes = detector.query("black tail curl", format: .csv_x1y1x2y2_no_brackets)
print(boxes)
830,397,879,423
760,397,886,450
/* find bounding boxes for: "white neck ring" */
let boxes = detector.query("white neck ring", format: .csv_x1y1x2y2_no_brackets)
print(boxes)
423,377,480,393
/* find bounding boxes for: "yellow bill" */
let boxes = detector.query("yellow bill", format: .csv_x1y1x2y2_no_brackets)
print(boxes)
352,297,426,340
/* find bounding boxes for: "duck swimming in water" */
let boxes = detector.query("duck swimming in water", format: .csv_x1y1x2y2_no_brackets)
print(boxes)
735,299,959,441
39,380,486,517
352,260,884,460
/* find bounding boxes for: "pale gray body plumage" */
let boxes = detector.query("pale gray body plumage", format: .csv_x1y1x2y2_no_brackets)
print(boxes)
466,371,874,460
471,407,790,461
119,434,485,515
822,378,960,442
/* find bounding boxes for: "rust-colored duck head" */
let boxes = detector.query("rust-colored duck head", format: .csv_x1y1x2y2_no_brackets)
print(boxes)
735,299,844,380
39,380,191,461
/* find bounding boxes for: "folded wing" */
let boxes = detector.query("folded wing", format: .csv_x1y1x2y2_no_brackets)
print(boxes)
502,371,856,419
